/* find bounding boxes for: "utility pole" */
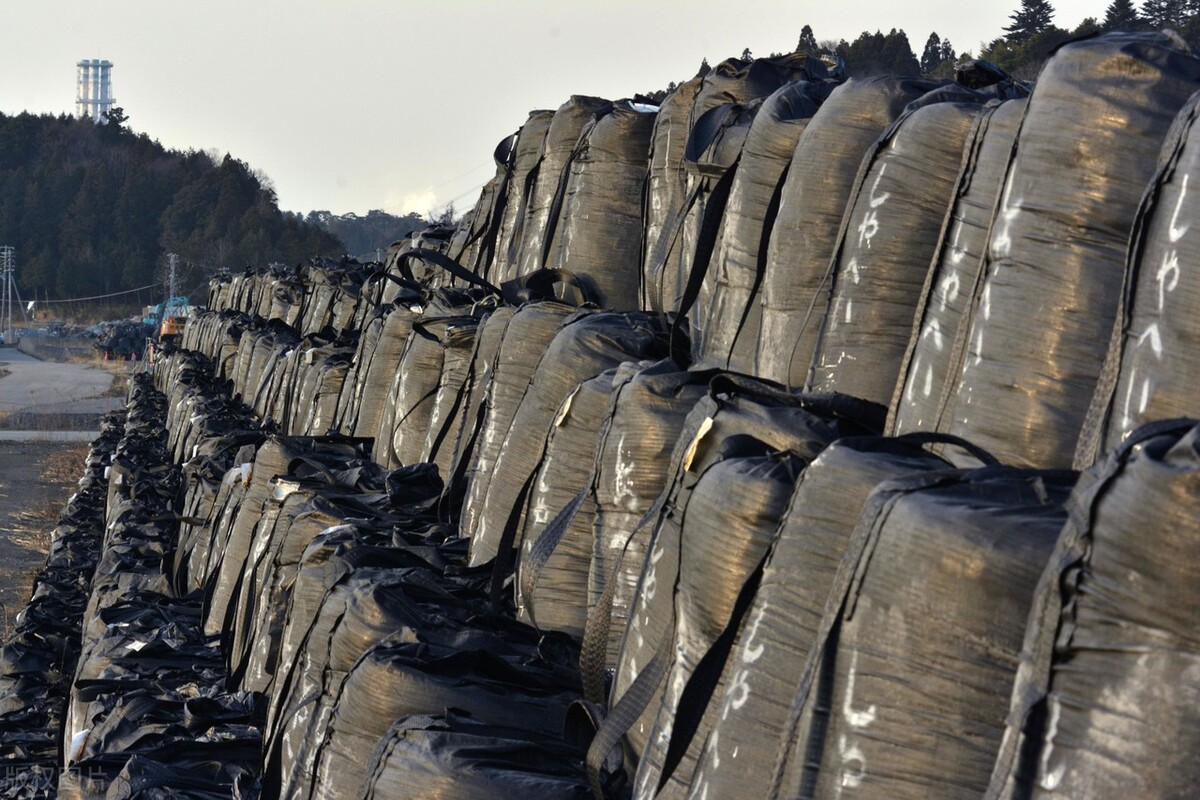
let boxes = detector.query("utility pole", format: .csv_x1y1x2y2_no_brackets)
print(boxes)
167,252,178,300
0,246,13,344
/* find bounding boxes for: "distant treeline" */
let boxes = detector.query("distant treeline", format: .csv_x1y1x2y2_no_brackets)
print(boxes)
0,110,342,301
297,209,428,262
641,0,1200,99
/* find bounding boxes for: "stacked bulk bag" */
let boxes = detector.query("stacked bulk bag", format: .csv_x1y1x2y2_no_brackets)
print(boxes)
333,304,389,433
889,98,1027,435
1076,91,1200,466
491,110,556,284
646,101,759,323
510,96,614,279
262,524,455,796
289,336,356,435
644,75,706,311
698,80,824,371
685,435,967,800
941,32,1200,468
988,420,1200,799
632,448,810,798
471,311,672,567
443,306,518,495
542,100,658,311
351,301,424,441
597,378,881,778
643,54,829,313
757,76,939,385
377,314,479,469
581,363,718,666
805,95,983,405
515,362,647,637
772,466,1076,800
451,131,516,278
459,302,584,556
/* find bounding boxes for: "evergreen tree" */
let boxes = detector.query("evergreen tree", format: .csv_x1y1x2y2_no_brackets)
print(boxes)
941,38,957,63
1005,0,1056,41
839,29,921,76
1142,0,1188,28
1103,0,1144,29
696,57,711,77
741,47,753,61
796,24,819,54
921,32,945,73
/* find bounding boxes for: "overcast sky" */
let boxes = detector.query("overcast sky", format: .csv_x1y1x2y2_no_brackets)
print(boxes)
1,0,1103,218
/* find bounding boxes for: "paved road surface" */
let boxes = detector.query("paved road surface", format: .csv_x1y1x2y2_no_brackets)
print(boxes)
0,348,115,414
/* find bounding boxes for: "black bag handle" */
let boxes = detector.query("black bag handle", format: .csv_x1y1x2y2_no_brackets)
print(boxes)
398,249,504,297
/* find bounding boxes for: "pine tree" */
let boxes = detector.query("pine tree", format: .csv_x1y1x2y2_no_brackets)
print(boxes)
696,57,711,78
796,24,819,54
1142,0,1188,28
741,47,753,61
921,32,945,74
1103,0,1143,29
1005,0,1056,41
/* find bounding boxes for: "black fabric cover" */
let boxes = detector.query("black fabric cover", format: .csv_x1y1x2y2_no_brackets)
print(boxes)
774,466,1076,800
889,99,1026,436
1077,93,1200,466
943,32,1200,468
757,76,939,385
805,100,982,405
988,420,1200,800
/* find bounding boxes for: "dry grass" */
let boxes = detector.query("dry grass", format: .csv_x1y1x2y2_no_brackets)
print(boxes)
101,371,130,398
15,443,89,527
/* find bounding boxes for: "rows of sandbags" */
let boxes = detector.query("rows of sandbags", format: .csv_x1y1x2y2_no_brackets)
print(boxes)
56,372,264,797
0,411,122,794
4,27,1200,800
207,258,379,339
152,353,593,799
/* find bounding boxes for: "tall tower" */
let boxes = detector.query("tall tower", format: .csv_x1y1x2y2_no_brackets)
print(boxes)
75,59,114,123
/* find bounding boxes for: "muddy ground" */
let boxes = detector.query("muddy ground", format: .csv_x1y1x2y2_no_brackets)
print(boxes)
0,440,89,636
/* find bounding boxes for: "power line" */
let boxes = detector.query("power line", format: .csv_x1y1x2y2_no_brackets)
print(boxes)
34,282,162,304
